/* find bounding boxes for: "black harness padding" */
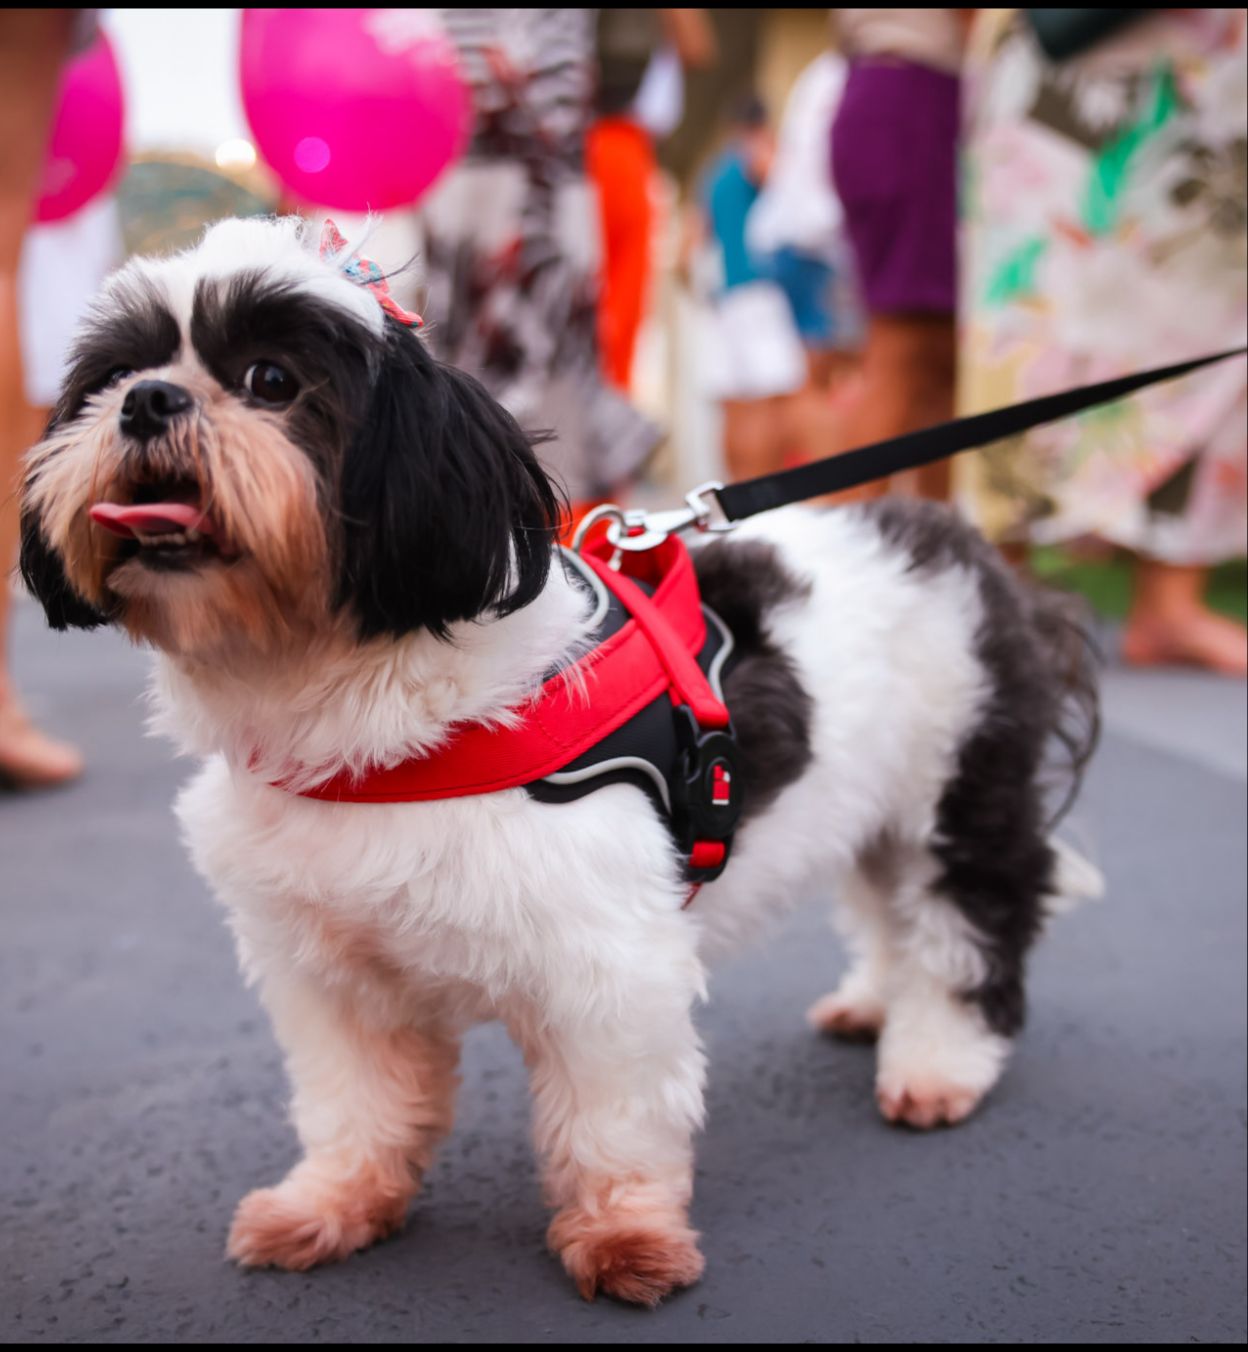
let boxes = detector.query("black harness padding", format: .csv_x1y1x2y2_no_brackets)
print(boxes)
524,550,741,883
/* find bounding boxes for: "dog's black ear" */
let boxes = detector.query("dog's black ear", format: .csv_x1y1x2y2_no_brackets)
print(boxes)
18,506,108,632
337,321,563,640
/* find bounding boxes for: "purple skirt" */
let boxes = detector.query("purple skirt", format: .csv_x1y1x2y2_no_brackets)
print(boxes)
829,59,960,317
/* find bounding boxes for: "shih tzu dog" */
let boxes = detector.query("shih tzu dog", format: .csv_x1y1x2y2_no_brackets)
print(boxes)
20,217,1100,1307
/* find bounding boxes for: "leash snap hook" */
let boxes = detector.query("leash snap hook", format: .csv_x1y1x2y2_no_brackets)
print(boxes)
571,483,734,560
570,503,627,555
570,502,681,560
683,481,733,535
630,482,733,546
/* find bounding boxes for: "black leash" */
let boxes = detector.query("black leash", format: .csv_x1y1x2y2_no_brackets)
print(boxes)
712,346,1248,524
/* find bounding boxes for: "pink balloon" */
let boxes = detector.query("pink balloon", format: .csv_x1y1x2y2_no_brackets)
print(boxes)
35,32,126,224
240,9,472,212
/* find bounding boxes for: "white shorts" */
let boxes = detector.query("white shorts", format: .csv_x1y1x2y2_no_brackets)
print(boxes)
700,280,807,402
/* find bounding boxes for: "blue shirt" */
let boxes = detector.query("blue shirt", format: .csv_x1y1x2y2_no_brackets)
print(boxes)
703,149,762,290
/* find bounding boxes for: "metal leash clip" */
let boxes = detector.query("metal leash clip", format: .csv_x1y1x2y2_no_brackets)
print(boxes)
571,482,734,560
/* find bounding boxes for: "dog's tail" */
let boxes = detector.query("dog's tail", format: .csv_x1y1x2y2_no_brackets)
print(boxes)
1026,580,1104,914
1028,581,1102,832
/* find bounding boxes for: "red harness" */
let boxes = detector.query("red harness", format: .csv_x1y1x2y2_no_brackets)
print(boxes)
288,535,743,883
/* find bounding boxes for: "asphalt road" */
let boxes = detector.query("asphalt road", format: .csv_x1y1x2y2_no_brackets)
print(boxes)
2,598,1245,1343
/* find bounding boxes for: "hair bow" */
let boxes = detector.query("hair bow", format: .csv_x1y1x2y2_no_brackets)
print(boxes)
319,219,423,328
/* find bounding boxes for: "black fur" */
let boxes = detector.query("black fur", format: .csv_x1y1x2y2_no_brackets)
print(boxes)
694,539,815,821
17,514,108,632
336,316,562,640
191,273,376,482
51,280,181,426
866,498,1101,1036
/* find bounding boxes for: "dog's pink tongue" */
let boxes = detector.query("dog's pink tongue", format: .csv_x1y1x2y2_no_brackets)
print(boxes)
89,502,213,539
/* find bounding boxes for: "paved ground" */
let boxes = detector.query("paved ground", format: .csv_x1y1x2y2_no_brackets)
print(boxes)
2,594,1245,1344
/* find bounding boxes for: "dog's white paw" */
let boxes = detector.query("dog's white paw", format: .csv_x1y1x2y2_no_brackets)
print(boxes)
875,1010,1009,1130
875,1077,984,1129
226,1167,409,1271
806,986,886,1041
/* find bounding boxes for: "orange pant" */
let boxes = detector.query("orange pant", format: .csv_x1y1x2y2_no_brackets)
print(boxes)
586,117,655,392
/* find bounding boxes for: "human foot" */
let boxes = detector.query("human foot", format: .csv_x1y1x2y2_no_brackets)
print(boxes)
1121,607,1248,677
0,699,83,788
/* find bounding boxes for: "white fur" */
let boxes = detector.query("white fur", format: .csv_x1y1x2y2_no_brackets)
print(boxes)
1047,835,1107,913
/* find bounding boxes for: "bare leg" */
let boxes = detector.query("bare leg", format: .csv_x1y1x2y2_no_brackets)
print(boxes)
1121,558,1247,676
0,9,82,786
227,968,460,1270
721,396,788,483
786,355,849,469
997,539,1031,570
820,313,956,506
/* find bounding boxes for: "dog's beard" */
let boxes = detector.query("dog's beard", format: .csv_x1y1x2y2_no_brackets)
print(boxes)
24,368,332,658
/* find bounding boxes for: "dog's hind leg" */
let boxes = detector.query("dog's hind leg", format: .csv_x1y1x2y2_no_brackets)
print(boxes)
806,843,898,1041
872,762,1054,1129
226,967,460,1270
872,849,1015,1129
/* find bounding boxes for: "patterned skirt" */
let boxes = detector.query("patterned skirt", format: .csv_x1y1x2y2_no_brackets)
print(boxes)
958,9,1247,565
418,8,660,502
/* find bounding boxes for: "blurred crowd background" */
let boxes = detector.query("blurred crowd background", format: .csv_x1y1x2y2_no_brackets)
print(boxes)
1,7,1245,790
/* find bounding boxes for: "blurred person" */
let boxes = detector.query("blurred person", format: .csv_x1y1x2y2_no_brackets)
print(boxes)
687,94,807,482
828,8,968,501
20,195,123,415
588,8,716,392
0,7,83,787
746,48,865,454
960,8,1247,676
418,8,660,519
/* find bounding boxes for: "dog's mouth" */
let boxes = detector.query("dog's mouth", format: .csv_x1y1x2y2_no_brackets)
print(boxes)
89,480,230,572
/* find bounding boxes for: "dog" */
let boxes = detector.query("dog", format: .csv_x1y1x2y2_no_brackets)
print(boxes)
19,217,1100,1306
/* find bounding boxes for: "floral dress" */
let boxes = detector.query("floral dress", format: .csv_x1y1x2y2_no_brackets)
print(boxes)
418,8,660,502
958,8,1247,565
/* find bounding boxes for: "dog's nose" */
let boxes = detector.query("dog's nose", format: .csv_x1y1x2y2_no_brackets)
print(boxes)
119,380,193,441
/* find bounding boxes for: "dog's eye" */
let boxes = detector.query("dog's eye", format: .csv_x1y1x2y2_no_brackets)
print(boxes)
244,362,299,406
104,367,131,389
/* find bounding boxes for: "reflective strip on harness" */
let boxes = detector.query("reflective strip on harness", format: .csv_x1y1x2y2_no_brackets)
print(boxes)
288,535,717,805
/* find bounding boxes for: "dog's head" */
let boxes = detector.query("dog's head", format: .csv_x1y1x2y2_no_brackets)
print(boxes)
19,216,560,658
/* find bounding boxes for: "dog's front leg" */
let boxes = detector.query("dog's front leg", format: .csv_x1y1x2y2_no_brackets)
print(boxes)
227,966,460,1271
510,935,708,1307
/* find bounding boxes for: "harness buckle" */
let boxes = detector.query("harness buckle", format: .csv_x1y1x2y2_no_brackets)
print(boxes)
670,704,744,883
